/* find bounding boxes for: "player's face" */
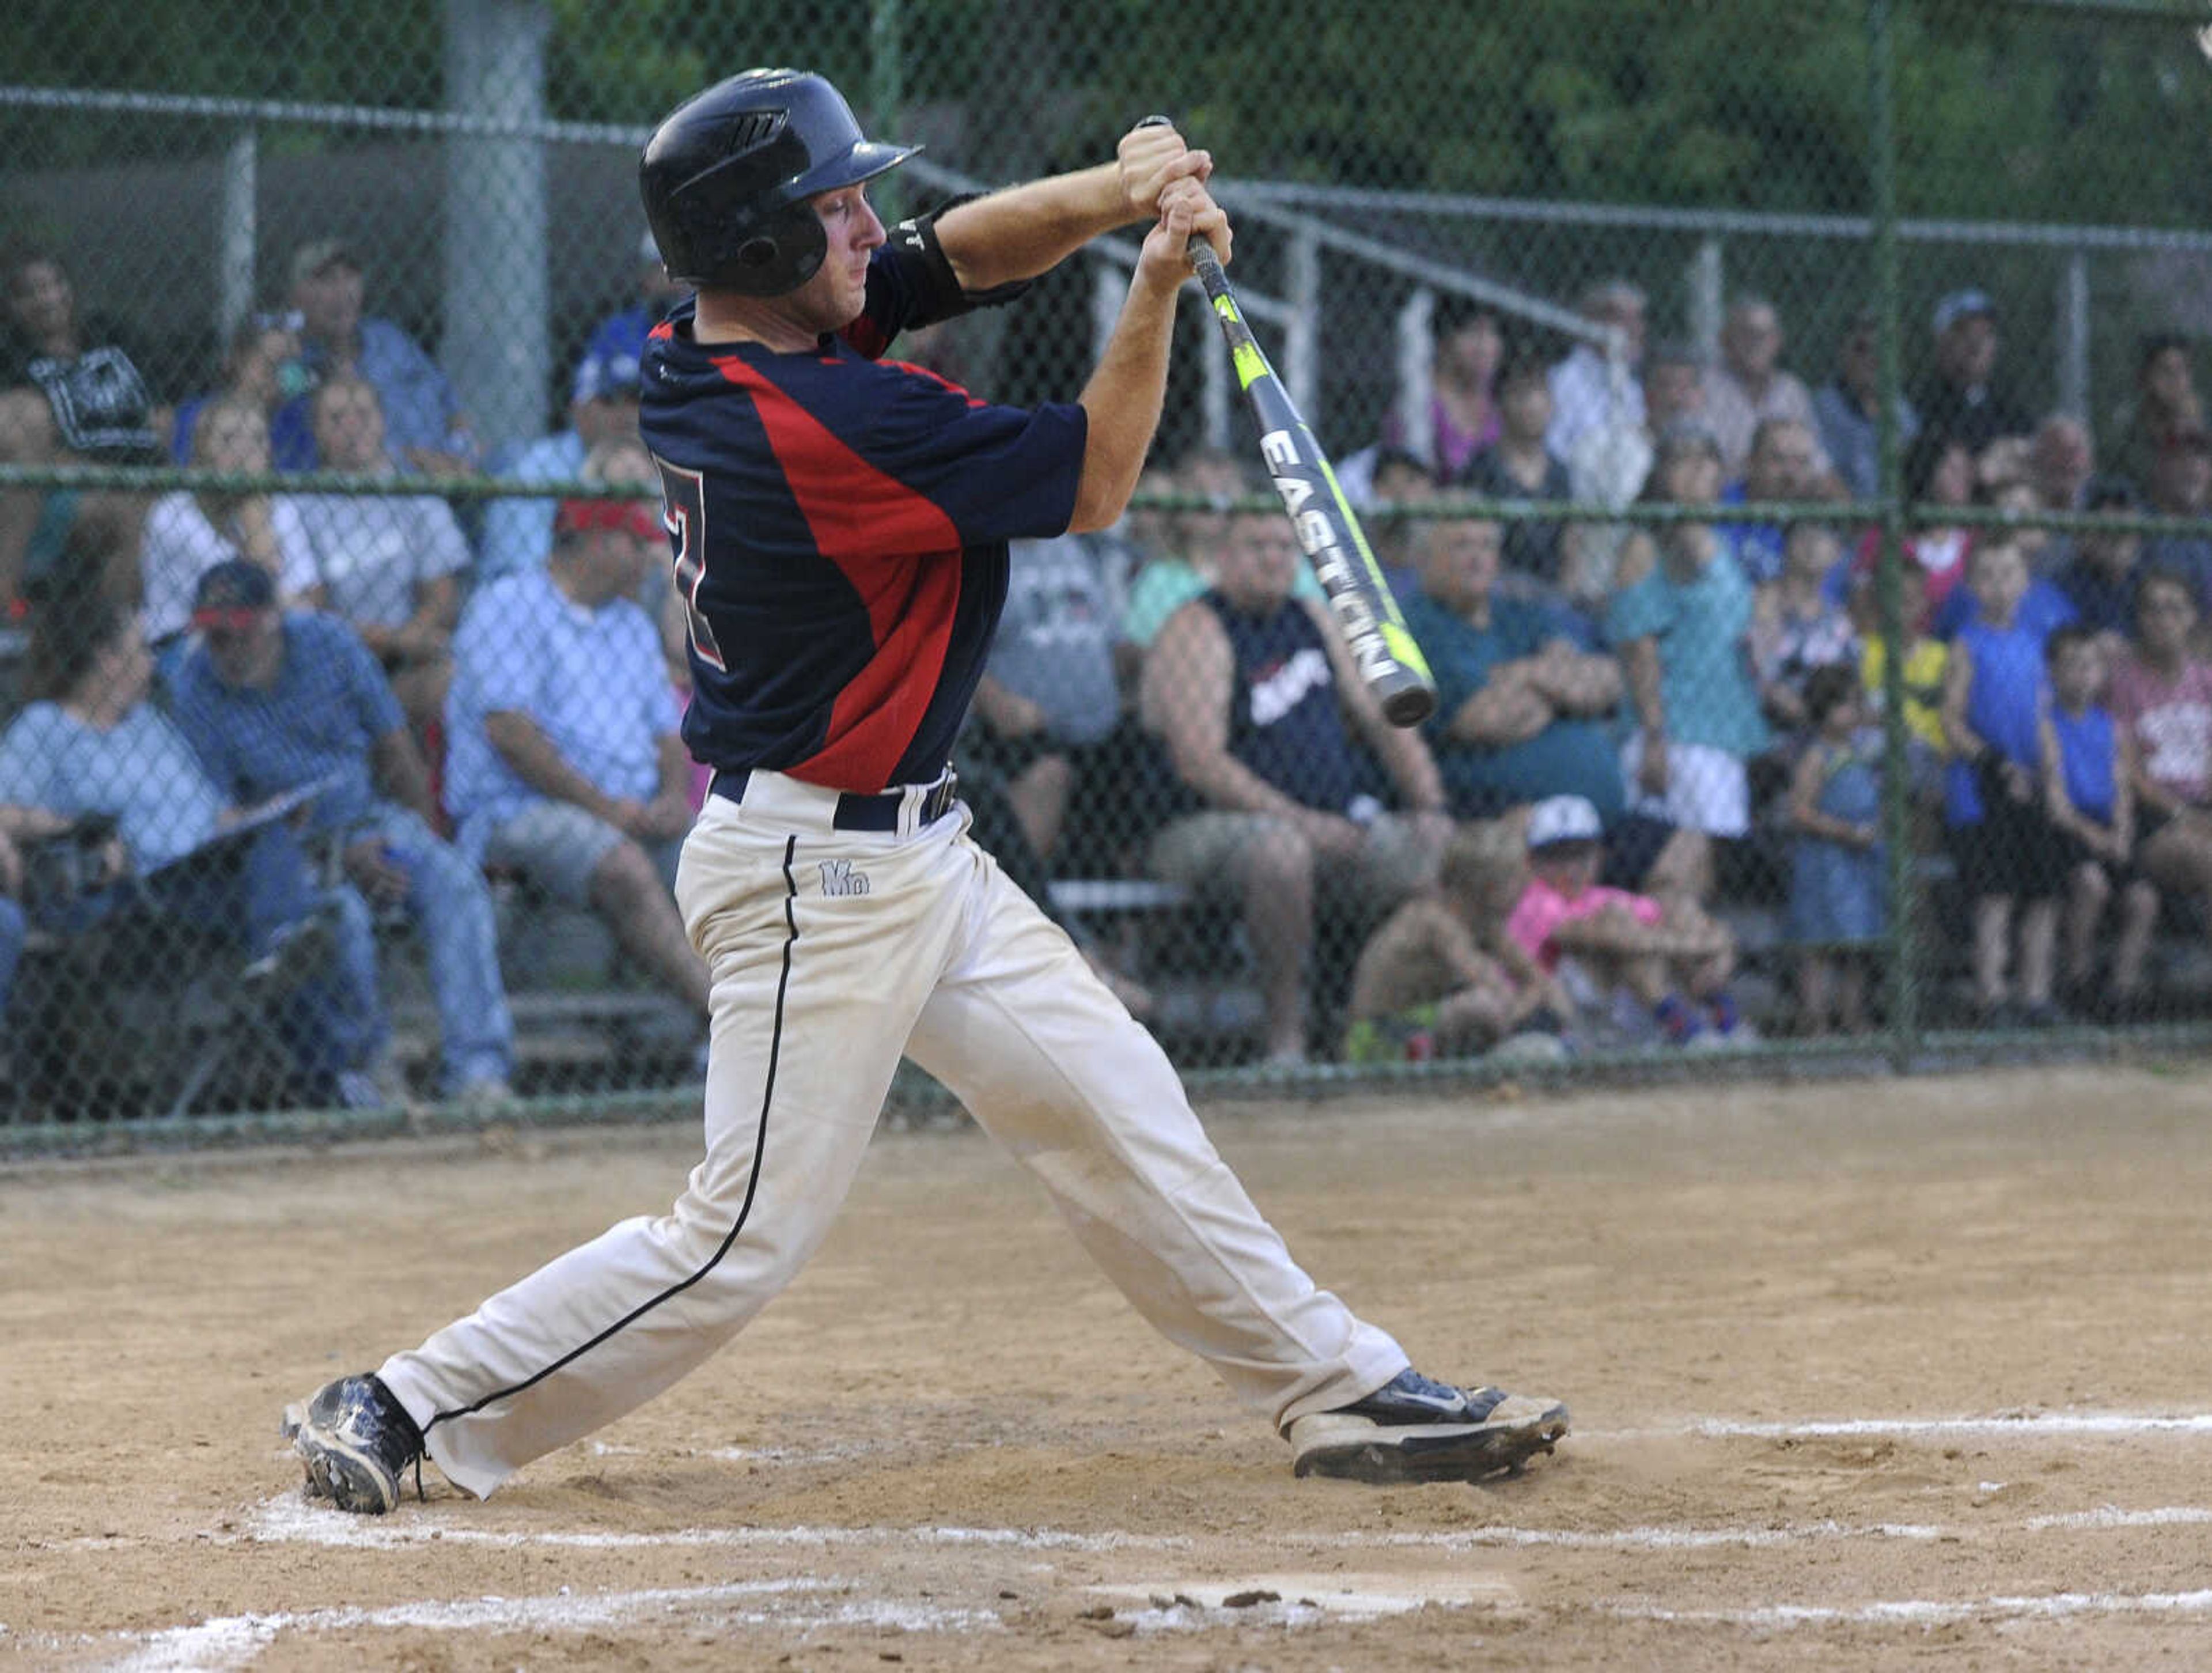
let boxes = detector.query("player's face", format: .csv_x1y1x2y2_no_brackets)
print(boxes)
789,184,886,335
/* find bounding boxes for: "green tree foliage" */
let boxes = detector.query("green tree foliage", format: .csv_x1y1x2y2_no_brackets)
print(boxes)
3,0,2209,226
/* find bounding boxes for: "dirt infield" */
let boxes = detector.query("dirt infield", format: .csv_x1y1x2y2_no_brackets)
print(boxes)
6,1063,2212,1670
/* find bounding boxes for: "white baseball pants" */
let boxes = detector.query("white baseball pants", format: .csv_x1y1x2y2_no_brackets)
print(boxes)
378,771,1407,1499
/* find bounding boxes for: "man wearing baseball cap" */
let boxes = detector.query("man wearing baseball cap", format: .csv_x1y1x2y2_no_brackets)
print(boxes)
165,559,517,1103
440,494,710,1045
1908,287,2032,453
282,235,477,476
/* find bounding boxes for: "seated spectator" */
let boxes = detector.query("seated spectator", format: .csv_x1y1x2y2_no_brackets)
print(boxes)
1722,415,1847,586
0,807,66,1027
1359,445,1437,605
1384,299,1502,484
1851,427,1978,638
1461,346,1588,605
2137,426,2212,608
1567,338,1705,612
170,310,316,472
1847,570,1949,807
444,497,710,1032
1702,294,1828,479
964,529,1154,879
1121,448,1326,646
1785,665,1885,1036
138,398,319,649
1813,308,1919,502
0,589,385,1102
277,238,477,478
1116,458,1207,650
1139,510,1452,1063
1940,538,2064,1025
478,347,643,580
1908,289,2033,456
1403,513,1709,906
2111,332,2203,497
2109,569,2212,956
1928,467,2078,645
1547,278,1646,464
1343,822,1569,1065
1751,520,1858,744
291,374,469,732
0,244,165,611
574,228,687,396
1611,426,1770,850
164,561,515,1101
2039,624,2157,1019
2055,474,2149,657
1504,794,1741,1047
2030,413,2094,516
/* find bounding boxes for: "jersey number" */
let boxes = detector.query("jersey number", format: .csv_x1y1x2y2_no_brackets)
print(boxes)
652,452,726,673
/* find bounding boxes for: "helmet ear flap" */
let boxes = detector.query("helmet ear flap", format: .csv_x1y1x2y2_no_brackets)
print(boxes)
720,202,828,298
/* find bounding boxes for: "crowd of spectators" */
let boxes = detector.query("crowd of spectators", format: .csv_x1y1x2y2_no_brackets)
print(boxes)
2,223,2210,1102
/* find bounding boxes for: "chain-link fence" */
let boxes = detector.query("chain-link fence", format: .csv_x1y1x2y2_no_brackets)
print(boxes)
4,0,2212,1135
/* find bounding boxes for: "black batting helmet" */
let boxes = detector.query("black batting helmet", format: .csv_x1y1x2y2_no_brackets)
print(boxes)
639,68,919,297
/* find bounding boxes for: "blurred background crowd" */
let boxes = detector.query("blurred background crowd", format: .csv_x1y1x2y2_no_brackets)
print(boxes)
5,0,2212,1121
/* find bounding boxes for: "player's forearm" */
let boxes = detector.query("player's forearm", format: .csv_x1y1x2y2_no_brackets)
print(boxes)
935,164,1129,294
1069,268,1180,532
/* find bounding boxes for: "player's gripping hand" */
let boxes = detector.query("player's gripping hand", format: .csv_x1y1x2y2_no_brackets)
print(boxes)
1116,120,1212,222
1138,175,1231,284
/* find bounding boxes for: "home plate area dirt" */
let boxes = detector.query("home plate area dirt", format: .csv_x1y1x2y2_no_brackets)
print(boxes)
7,1062,2212,1670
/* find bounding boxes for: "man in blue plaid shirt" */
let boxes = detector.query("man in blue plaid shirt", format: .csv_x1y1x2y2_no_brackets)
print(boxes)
165,561,515,1102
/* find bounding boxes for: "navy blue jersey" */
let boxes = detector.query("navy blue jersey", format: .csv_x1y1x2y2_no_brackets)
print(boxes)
639,242,1087,793
1207,592,1368,816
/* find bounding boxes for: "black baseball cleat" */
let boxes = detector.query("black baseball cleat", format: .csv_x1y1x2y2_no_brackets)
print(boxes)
1288,1368,1569,1483
282,1373,425,1513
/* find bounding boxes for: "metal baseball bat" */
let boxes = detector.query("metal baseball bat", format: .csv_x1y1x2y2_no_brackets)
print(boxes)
1137,117,1437,728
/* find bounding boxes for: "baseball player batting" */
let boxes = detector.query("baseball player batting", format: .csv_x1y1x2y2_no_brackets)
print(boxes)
284,67,1567,1511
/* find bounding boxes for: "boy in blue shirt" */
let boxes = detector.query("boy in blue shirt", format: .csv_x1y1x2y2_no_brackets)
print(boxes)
2039,624,2159,1018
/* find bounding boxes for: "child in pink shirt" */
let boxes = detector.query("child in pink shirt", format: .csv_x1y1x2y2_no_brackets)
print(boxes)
1506,794,1742,1044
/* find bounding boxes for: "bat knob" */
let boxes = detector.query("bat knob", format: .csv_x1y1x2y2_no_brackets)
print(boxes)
1135,113,1174,130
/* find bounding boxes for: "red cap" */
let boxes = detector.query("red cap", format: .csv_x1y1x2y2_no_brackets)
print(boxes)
556,498,662,541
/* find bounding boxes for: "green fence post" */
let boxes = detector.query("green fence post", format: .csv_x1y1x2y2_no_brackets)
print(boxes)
1869,0,1918,1068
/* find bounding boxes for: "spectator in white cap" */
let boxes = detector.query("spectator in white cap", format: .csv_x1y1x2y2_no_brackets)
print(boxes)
1503,793,1743,1047
1908,289,2033,454
476,346,644,579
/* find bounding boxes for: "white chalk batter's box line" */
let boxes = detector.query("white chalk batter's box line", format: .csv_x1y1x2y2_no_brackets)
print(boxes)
239,1493,2212,1557
1603,1589,2212,1628
1592,1412,2212,1441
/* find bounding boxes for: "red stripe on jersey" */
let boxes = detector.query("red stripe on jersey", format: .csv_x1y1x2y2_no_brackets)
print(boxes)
881,359,987,408
714,354,963,791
